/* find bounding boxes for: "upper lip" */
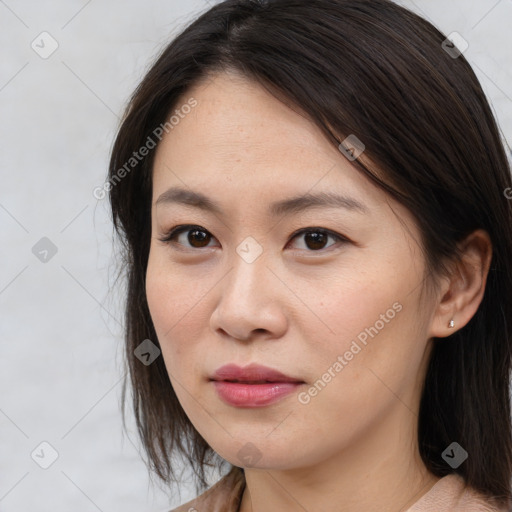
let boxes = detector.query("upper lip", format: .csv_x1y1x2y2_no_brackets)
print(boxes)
210,363,304,383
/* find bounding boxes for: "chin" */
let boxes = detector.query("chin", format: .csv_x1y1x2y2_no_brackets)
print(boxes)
209,437,306,471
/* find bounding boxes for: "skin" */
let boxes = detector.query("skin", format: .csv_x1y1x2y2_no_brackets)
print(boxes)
145,71,492,512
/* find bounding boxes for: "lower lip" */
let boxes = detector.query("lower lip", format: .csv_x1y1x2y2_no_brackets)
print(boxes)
211,381,302,407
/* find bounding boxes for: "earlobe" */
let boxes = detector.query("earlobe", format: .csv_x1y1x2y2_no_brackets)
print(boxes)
428,229,492,339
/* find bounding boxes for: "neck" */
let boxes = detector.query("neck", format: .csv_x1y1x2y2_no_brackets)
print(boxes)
238,405,440,512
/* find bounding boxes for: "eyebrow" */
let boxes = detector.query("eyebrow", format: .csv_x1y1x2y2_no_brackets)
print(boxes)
155,186,369,216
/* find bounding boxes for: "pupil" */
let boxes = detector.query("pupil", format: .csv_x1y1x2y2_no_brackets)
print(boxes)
306,232,326,250
189,229,209,247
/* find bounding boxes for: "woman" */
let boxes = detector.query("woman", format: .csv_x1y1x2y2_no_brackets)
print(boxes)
107,0,512,510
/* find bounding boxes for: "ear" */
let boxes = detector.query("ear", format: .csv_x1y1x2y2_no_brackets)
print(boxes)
429,229,492,338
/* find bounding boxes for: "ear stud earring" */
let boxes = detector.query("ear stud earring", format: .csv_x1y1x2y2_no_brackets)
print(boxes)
448,319,455,328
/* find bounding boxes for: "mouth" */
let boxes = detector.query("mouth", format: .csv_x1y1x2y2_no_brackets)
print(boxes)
221,379,291,384
210,362,304,384
209,363,305,407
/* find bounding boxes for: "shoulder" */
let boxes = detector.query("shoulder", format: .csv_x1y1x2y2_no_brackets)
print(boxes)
407,474,511,512
168,467,245,512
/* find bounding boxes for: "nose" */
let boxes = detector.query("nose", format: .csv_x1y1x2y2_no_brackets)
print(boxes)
209,247,289,343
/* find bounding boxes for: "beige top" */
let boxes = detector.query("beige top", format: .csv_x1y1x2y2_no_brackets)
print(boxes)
169,467,509,512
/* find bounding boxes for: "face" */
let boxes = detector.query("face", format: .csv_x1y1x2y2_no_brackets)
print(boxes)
146,71,436,471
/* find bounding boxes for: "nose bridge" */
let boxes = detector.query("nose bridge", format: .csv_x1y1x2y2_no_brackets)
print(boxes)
210,235,287,340
227,235,269,304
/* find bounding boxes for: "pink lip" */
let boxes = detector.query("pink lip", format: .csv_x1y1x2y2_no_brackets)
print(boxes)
210,363,304,408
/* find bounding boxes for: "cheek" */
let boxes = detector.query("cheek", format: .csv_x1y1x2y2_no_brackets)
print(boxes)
300,267,395,349
146,251,197,332
145,254,211,379
298,260,427,398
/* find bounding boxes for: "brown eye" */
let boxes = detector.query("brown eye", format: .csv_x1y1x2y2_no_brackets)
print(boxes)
289,228,346,251
303,231,329,250
186,228,211,248
158,225,217,249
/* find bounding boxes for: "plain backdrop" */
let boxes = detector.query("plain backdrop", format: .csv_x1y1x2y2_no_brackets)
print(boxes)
1,1,511,511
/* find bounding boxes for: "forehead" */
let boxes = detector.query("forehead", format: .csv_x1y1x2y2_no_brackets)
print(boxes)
155,71,334,167
150,71,407,226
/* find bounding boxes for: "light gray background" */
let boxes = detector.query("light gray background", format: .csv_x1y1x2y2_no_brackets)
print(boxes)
1,1,511,511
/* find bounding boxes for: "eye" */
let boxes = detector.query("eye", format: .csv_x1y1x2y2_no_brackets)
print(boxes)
158,225,349,253
158,225,217,249
287,227,348,251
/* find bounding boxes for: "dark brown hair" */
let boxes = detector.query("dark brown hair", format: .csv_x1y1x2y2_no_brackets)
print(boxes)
108,0,512,507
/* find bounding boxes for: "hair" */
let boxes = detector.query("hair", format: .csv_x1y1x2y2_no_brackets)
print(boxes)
107,0,512,507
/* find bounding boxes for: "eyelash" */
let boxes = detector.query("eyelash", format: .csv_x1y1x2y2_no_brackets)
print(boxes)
157,224,349,253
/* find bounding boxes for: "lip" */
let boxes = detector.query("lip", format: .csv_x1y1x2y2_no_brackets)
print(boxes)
211,363,302,383
210,363,304,408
